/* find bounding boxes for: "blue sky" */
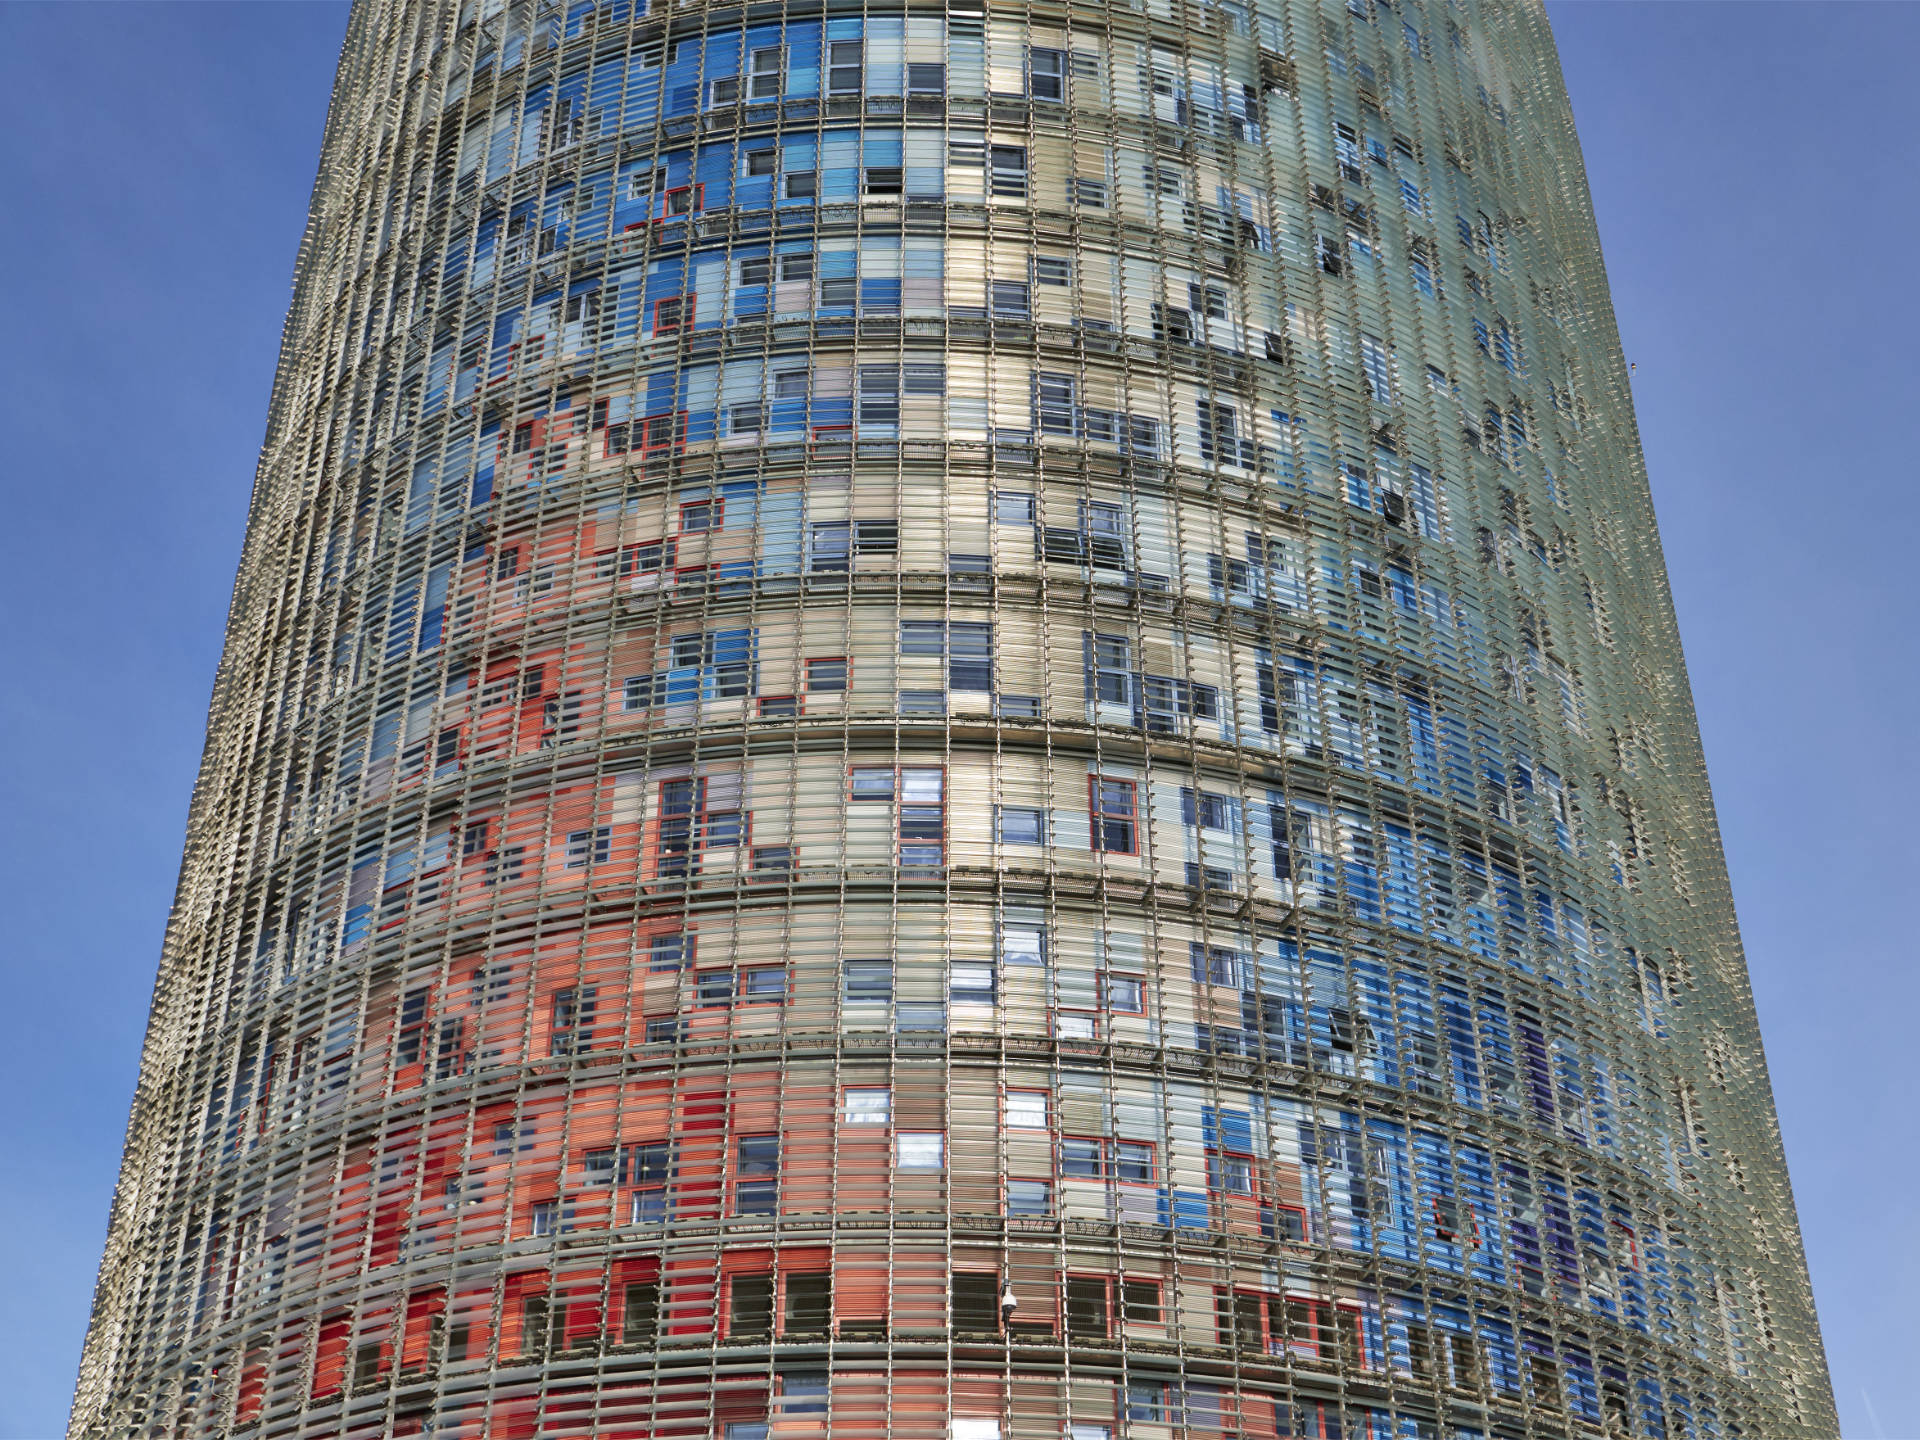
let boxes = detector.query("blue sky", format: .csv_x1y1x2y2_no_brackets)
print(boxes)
0,3,1910,1437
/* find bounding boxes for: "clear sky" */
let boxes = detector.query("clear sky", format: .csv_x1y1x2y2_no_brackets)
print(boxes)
0,3,1909,1437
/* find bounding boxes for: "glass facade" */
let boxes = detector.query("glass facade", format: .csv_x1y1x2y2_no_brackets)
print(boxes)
71,1,1834,1437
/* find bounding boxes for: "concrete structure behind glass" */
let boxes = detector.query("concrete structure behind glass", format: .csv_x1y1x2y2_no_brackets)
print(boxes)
70,0,1835,1436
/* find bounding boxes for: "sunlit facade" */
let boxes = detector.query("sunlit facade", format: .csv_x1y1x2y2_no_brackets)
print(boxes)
71,0,1834,1436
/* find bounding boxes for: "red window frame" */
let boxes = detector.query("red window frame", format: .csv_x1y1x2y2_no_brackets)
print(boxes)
1089,775,1138,854
1207,1147,1258,1198
1059,1134,1109,1178
641,411,687,455
1274,1201,1309,1243
1114,1138,1157,1186
1101,971,1145,1013
657,182,704,222
653,294,692,334
1063,1273,1115,1339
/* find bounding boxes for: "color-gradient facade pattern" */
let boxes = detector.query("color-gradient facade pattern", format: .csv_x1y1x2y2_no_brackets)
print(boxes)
71,0,1834,1436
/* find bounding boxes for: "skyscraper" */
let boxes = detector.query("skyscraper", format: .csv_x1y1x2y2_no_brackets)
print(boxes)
71,0,1835,1435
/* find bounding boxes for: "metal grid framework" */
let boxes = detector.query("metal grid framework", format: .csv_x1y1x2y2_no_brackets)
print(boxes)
70,0,1834,1436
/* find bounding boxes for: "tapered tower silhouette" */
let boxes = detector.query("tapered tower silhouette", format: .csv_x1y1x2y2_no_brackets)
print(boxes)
72,1,1834,1436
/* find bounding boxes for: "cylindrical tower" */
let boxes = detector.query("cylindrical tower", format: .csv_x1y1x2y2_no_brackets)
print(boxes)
72,1,1834,1436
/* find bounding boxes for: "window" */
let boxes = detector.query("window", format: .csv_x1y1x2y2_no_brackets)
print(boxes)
858,366,900,425
1029,47,1065,101
843,1087,892,1124
1000,920,1046,967
952,1273,1002,1332
1090,777,1137,854
1089,634,1132,706
565,827,611,869
827,39,863,95
843,959,893,1005
1060,1137,1105,1177
1209,1150,1255,1195
899,768,945,865
1116,1141,1154,1183
1122,1279,1161,1324
1069,175,1108,207
1034,255,1071,287
1035,372,1077,436
949,963,996,1006
748,845,794,879
654,295,690,334
896,1132,945,1170
1105,975,1145,1014
1125,1382,1169,1423
729,1274,775,1338
550,987,597,1055
697,970,737,1007
801,657,846,694
849,767,896,801
990,279,1030,318
948,623,992,691
529,1200,560,1238
989,145,1028,198
1065,1277,1109,1338
1006,1090,1049,1129
735,1135,779,1215
903,362,945,396
1007,1180,1052,1216
908,62,945,95
1180,788,1235,831
784,169,817,200
809,521,851,574
743,151,777,183
1190,944,1240,987
994,490,1035,524
748,45,783,99
785,1273,831,1337
996,805,1043,845
740,966,787,1004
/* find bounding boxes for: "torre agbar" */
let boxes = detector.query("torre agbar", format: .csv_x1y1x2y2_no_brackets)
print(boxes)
72,0,1836,1436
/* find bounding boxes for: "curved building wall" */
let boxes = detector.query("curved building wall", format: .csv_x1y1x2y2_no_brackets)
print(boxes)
72,1,1834,1437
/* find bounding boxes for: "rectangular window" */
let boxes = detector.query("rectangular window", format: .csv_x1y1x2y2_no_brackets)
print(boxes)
809,521,851,574
734,1135,779,1215
1005,1090,1050,1129
1029,47,1065,101
785,1272,831,1337
748,46,783,99
843,1087,892,1124
1007,1180,1052,1216
1116,1141,1155,1184
1034,255,1072,287
989,145,1028,198
1065,1277,1109,1338
948,622,993,691
896,1132,945,1169
849,766,896,800
994,490,1035,524
805,657,848,693
827,39,863,95
565,827,611,869
654,295,690,334
1060,1137,1105,1177
1122,1279,1161,1324
1090,634,1132,706
899,767,945,865
729,1274,775,1338
996,805,1043,845
1090,777,1138,854
843,960,894,1004
1105,975,1145,1014
990,278,1030,318
949,963,996,1006
549,986,597,1055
